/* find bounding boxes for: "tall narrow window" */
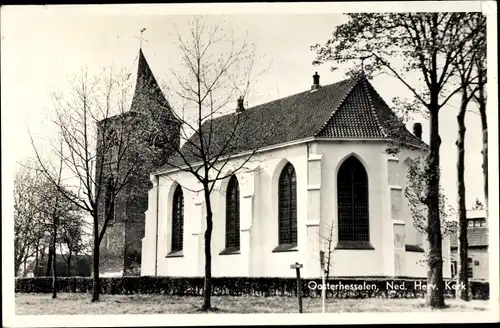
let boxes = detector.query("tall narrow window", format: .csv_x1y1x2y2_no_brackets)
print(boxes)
278,163,297,245
467,257,473,279
171,185,184,253
104,177,115,223
337,156,369,242
225,176,240,250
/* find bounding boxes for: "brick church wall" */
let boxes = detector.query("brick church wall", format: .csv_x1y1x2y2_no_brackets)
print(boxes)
96,113,179,276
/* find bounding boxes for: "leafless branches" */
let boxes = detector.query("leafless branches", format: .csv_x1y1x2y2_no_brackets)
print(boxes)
29,65,144,301
138,16,278,311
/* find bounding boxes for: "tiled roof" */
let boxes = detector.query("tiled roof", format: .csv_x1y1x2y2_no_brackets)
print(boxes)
450,227,488,248
318,77,425,146
160,74,427,171
130,49,177,122
317,78,385,138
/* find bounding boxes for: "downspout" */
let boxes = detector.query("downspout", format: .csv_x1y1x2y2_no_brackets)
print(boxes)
154,174,159,277
306,143,310,181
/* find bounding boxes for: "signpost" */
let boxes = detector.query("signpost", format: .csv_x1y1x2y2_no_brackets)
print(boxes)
290,262,303,313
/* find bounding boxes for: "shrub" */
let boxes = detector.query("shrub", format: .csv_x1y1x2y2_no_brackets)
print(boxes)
14,277,489,300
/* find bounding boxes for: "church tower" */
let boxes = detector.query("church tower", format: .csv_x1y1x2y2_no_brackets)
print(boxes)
96,48,180,276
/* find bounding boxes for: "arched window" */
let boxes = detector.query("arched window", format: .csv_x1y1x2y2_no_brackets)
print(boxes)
337,157,369,242
278,163,297,245
225,175,240,250
104,177,115,223
171,185,184,253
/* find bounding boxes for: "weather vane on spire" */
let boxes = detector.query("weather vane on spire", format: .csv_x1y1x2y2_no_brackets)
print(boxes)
135,28,148,49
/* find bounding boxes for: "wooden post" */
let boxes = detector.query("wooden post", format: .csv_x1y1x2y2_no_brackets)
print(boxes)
290,262,303,313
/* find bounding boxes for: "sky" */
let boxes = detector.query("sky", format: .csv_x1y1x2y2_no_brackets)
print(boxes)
1,4,495,211
1,3,498,326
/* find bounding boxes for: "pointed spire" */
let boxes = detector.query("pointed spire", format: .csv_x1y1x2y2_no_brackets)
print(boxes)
130,49,176,121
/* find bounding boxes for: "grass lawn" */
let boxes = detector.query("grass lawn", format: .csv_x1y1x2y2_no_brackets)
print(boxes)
15,293,489,315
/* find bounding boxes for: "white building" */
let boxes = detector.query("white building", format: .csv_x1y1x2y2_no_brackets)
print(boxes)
141,72,452,279
450,209,489,281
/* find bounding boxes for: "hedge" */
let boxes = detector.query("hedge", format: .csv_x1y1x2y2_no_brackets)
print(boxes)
14,277,489,300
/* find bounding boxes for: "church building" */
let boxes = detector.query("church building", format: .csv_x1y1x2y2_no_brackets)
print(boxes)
140,69,453,279
96,48,179,276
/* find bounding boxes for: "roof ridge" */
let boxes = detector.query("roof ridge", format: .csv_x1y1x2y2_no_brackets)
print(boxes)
362,77,388,138
313,76,361,136
362,78,429,149
256,77,355,111
198,76,357,126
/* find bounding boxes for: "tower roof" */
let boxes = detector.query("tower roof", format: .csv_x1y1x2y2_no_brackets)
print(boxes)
130,49,177,121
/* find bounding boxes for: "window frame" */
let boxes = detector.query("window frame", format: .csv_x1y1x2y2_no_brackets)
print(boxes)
467,257,473,279
224,175,241,251
170,185,184,254
337,157,370,246
277,162,298,248
451,260,457,277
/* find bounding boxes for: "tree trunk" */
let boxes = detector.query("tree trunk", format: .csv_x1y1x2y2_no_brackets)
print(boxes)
481,122,488,213
39,243,47,277
325,226,333,299
478,96,487,217
52,218,58,299
14,240,25,277
34,241,39,277
23,260,27,277
15,256,22,277
67,249,73,276
46,245,53,276
474,59,488,217
91,217,100,302
456,95,469,301
202,186,213,311
425,105,445,308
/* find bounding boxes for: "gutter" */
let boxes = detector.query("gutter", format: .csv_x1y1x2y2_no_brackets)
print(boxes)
155,136,427,176
154,174,159,277
153,136,316,176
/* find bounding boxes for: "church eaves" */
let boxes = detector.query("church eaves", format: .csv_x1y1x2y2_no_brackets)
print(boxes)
130,49,177,121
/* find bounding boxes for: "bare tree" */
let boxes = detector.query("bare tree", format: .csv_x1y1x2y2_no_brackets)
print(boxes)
30,66,146,302
320,222,335,299
58,215,89,276
14,156,86,286
47,142,64,298
470,36,488,217
312,12,486,308
34,233,51,277
14,161,46,277
139,16,276,311
452,15,486,301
